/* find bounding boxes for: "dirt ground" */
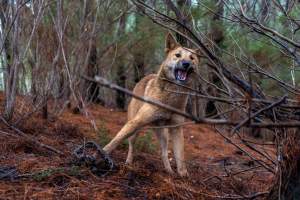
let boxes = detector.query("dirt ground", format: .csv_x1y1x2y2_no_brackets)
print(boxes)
0,102,274,199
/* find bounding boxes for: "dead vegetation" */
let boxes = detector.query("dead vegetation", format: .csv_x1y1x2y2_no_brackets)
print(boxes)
0,96,272,199
1,0,300,199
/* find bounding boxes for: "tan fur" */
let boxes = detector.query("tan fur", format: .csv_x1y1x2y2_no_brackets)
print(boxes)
103,33,200,177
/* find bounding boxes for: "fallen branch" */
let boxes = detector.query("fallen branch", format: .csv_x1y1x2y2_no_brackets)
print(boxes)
73,141,115,176
214,127,275,173
231,95,287,134
249,122,300,128
82,75,235,125
0,116,63,155
83,75,300,128
162,77,300,109
0,166,19,180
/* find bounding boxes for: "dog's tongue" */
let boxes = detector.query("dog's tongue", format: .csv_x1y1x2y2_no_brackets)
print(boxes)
177,70,187,81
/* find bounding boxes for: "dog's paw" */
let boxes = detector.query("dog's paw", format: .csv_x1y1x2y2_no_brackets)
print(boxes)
125,159,133,166
165,168,175,175
178,169,189,178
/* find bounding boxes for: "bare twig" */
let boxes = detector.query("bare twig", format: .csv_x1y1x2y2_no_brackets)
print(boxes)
82,75,235,125
231,95,287,134
0,116,63,155
83,75,300,128
214,127,275,173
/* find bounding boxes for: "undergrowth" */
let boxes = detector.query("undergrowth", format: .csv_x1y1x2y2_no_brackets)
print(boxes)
135,130,157,154
97,121,156,153
32,166,81,181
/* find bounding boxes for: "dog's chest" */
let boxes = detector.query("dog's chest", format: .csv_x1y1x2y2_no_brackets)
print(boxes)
165,91,188,108
145,79,190,111
159,84,189,110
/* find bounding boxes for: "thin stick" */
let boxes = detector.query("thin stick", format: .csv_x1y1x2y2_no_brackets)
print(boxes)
0,116,63,155
231,95,287,134
215,127,275,173
84,75,300,128
82,75,235,125
146,121,195,129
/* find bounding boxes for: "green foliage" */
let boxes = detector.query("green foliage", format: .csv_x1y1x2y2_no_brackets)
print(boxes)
32,166,81,181
97,120,128,149
135,130,157,154
97,121,112,147
290,4,300,19
2,0,298,116
33,168,60,181
97,121,156,154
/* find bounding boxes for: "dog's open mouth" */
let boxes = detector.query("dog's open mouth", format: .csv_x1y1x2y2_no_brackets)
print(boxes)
175,69,189,81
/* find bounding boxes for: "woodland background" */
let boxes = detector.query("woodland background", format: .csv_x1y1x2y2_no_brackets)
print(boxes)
1,0,299,119
0,0,300,199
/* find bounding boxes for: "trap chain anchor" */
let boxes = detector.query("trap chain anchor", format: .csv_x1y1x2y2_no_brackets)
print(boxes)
73,141,116,176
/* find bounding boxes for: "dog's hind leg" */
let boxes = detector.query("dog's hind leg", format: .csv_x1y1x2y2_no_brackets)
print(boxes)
156,128,173,174
125,133,137,165
170,122,188,177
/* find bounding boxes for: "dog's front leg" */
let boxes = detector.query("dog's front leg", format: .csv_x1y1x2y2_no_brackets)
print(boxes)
103,117,148,154
170,122,188,177
103,106,156,154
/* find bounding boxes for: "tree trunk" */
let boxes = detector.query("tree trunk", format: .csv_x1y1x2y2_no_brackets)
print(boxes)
194,0,225,118
86,43,99,102
116,64,126,109
133,55,145,84
3,0,20,121
164,0,192,47
82,0,99,103
260,0,270,23
0,0,9,92
115,11,127,109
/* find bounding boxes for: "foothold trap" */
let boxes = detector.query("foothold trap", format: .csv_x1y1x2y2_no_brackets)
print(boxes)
73,141,116,176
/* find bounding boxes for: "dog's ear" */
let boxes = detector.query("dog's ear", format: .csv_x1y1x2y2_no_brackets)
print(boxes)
194,42,210,59
192,48,203,61
195,48,202,57
165,33,179,53
194,42,211,57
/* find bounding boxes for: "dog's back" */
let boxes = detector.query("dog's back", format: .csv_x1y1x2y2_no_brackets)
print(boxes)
128,74,157,120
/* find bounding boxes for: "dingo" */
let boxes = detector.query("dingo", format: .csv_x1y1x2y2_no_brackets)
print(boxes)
103,33,200,177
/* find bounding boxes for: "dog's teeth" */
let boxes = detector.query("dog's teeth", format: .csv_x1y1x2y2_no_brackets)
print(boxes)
176,70,187,81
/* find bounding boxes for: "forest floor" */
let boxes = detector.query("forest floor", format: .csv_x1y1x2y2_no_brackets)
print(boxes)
0,99,275,199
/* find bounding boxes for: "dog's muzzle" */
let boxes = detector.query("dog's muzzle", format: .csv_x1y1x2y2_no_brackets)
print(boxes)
174,60,193,81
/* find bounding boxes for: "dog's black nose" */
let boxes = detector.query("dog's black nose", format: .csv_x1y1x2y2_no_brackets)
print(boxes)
182,61,190,69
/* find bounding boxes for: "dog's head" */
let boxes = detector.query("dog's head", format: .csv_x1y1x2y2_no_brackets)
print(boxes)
161,33,200,84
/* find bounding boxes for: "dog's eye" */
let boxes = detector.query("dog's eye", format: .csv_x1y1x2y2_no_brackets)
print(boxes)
190,55,194,60
175,53,181,58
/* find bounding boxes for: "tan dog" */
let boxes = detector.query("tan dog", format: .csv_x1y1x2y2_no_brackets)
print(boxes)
103,33,200,177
